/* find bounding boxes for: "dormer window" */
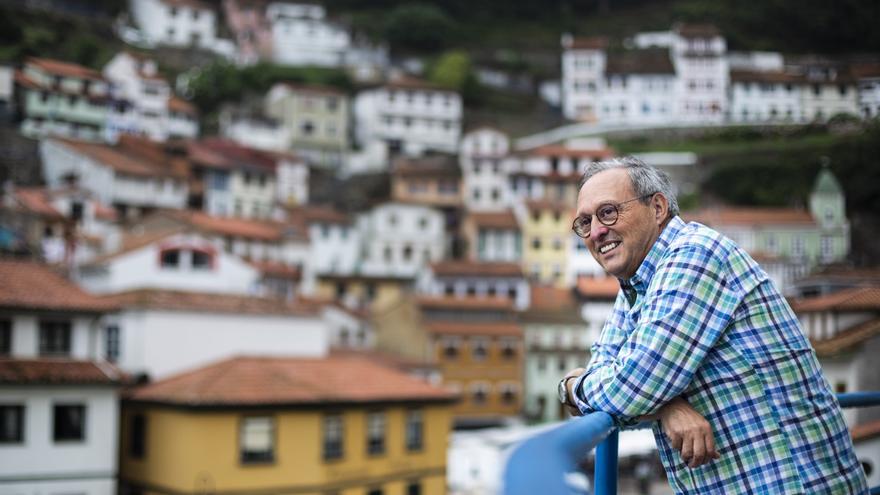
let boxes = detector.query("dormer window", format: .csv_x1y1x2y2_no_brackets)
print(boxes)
161,249,180,268
191,249,213,270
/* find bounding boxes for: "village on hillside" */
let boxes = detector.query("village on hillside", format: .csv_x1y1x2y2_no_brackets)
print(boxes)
1,1,879,494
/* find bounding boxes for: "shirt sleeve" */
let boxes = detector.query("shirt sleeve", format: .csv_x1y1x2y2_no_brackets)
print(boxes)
571,291,627,414
574,243,741,423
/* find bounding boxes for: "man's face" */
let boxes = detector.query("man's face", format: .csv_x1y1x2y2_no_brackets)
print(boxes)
576,168,663,279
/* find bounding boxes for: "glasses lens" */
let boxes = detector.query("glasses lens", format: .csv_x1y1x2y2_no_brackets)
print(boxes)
596,204,618,226
574,216,591,238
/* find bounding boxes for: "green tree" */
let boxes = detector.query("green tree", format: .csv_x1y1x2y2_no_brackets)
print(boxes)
428,50,471,90
383,3,455,53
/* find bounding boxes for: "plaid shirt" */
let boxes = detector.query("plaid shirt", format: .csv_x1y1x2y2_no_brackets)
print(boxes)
573,216,867,494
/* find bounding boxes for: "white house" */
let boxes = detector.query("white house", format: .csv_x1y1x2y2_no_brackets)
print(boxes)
460,127,513,212
792,287,880,427
128,0,220,50
76,230,260,296
266,2,350,67
103,51,200,142
0,260,123,495
40,136,189,218
101,288,329,380
354,76,462,162
669,23,729,124
294,205,360,277
796,63,860,122
417,260,530,312
462,210,522,263
599,49,677,125
560,35,608,122
853,63,880,119
357,202,446,278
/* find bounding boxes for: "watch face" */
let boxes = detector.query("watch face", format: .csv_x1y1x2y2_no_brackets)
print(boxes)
558,378,569,404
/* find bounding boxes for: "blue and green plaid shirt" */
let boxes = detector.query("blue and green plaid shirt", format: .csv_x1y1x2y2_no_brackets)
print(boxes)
573,216,867,494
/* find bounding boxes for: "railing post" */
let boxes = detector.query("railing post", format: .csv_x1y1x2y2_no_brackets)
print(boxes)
594,429,618,495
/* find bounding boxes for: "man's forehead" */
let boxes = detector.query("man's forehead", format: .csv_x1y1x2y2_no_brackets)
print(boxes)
579,169,632,203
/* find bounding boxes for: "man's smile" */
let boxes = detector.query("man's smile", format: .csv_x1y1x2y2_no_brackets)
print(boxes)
598,241,621,255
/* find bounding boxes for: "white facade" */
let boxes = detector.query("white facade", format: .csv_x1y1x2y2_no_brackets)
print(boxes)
307,220,360,276
103,52,172,141
417,270,530,312
460,128,512,212
40,139,188,211
800,71,860,121
266,2,349,67
76,232,260,295
670,28,728,124
221,115,289,152
354,82,463,160
109,306,328,380
560,36,607,121
728,73,804,123
276,157,309,207
357,203,446,278
323,304,374,349
0,387,118,495
129,0,219,49
856,66,880,118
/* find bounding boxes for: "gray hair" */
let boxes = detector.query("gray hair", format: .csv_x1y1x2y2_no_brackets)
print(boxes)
580,156,680,217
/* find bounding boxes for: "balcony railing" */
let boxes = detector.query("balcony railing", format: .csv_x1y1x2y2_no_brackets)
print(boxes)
504,392,880,495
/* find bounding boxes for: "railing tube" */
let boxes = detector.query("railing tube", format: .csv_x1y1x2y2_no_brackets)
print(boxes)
594,429,619,495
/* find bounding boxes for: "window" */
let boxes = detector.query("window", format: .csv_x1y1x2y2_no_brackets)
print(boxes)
54,404,85,442
191,250,212,270
0,405,24,443
403,245,413,261
405,410,423,451
105,325,120,363
0,320,10,355
240,416,274,463
532,238,541,250
39,321,71,356
471,383,488,405
500,338,517,359
130,413,146,459
500,384,518,405
443,337,459,358
160,249,180,268
323,414,344,460
406,482,422,495
366,411,385,455
367,489,384,495
471,338,488,361
792,236,805,257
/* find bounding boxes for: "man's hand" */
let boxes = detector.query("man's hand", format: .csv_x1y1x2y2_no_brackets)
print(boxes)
654,397,720,468
562,367,586,416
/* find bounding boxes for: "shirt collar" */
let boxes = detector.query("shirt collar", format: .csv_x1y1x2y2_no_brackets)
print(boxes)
620,215,686,297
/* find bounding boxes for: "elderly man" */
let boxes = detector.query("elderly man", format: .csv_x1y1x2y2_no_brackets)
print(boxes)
559,157,867,494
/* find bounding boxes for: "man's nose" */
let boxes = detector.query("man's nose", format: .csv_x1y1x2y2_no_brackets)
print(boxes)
591,223,610,238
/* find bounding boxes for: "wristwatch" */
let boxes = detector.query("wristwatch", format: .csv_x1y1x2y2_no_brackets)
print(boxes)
558,376,575,406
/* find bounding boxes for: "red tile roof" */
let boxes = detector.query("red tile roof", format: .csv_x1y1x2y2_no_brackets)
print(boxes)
168,96,197,115
523,286,583,324
565,36,609,50
431,261,523,278
289,205,351,225
8,187,64,220
684,207,816,227
417,296,515,312
193,138,277,171
427,321,522,337
102,289,320,317
26,57,105,81
53,137,189,180
468,210,520,230
0,260,115,312
392,154,460,178
169,210,287,242
731,70,805,84
125,355,458,406
851,419,880,442
606,49,675,76
248,260,302,280
675,23,721,39
0,358,125,385
385,76,453,93
575,276,620,300
811,318,880,357
791,287,880,313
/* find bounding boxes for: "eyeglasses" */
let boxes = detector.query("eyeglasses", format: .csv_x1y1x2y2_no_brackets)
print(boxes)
571,193,656,238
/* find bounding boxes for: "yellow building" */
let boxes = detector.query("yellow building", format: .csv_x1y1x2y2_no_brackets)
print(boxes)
119,355,457,495
521,199,574,287
315,274,409,312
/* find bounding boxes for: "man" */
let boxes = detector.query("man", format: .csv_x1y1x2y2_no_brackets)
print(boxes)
559,157,867,494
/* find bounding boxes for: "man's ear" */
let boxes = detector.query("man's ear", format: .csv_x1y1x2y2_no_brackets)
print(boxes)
652,193,669,224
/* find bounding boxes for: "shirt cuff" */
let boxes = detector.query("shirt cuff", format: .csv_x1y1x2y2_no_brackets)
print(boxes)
571,372,640,428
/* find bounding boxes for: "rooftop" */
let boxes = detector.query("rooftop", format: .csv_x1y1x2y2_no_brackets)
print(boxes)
0,260,114,313
125,355,457,406
101,288,321,317
0,358,125,385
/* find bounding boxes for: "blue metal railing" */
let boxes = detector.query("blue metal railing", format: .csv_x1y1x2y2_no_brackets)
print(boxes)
504,392,880,495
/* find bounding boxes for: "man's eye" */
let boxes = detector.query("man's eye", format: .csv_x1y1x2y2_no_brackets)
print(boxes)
597,205,616,219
